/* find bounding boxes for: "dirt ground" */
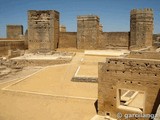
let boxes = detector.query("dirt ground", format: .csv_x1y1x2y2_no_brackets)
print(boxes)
6,64,98,98
0,52,98,120
0,66,42,84
0,50,127,120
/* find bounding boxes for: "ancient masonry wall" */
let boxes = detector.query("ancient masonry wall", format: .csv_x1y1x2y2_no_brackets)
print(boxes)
59,32,77,48
99,32,129,49
153,34,160,43
0,40,25,56
7,25,23,39
48,33,160,50
76,15,130,49
77,15,100,49
153,34,160,47
98,58,160,120
2,8,156,51
28,10,59,52
60,25,66,32
128,51,160,59
58,32,129,49
130,8,153,49
11,59,71,66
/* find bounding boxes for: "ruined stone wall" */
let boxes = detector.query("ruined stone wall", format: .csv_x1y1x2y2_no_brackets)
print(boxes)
28,10,59,53
77,15,100,49
99,32,129,49
59,32,129,49
153,34,160,43
7,25,23,39
153,34,160,47
0,40,25,56
76,15,130,50
59,32,77,48
60,25,66,32
11,59,71,66
8,50,23,58
130,9,153,49
98,58,160,120
128,51,160,59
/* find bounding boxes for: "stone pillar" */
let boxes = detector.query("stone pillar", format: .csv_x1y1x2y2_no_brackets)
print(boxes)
60,25,66,32
130,8,153,49
7,25,23,39
77,15,100,49
28,10,59,53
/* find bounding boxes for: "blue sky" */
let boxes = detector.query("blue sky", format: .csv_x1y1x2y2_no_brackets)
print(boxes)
0,0,159,37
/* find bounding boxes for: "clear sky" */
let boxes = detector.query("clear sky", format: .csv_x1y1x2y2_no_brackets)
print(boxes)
0,0,159,37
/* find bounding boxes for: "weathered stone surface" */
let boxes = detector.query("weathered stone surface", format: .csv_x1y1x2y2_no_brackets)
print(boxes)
77,15,100,49
130,8,154,49
59,32,77,48
0,40,25,56
98,32,129,49
128,51,160,59
153,34,160,47
72,76,97,83
98,58,160,120
59,31,130,49
28,10,59,53
7,25,23,39
0,58,24,79
0,8,156,51
60,25,66,32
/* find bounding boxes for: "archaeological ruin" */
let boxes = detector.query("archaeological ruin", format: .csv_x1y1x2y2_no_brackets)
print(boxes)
130,9,154,49
7,25,23,39
0,8,159,120
28,10,59,52
0,9,159,54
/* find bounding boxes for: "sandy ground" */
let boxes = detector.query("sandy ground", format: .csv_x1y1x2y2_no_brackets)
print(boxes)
6,64,97,98
74,55,106,78
0,50,129,120
0,66,42,84
81,55,106,65
76,65,98,77
0,52,99,120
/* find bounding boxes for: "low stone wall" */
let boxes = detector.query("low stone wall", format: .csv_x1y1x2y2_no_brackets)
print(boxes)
153,34,160,43
72,76,97,83
153,34,160,47
11,59,71,66
127,51,160,59
0,47,8,56
0,40,25,56
8,50,24,58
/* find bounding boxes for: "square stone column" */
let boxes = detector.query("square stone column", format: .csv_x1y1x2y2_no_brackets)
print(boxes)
28,10,59,53
77,15,100,49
